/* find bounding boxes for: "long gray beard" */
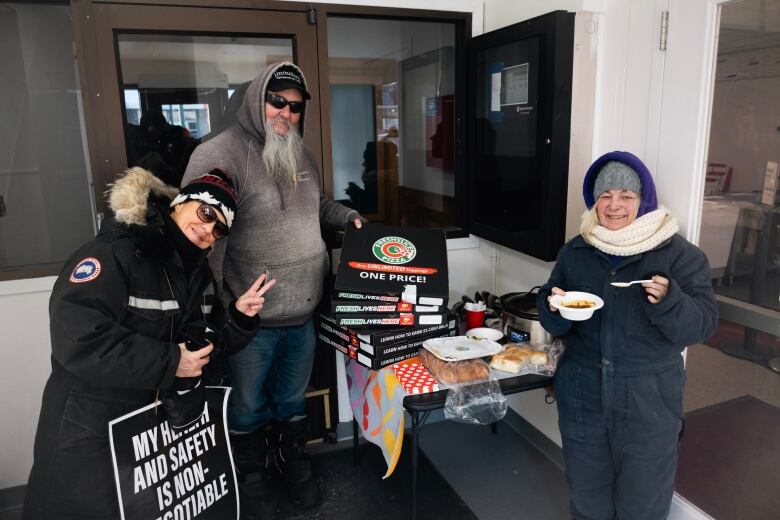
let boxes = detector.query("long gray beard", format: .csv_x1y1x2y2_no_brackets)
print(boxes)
262,118,303,186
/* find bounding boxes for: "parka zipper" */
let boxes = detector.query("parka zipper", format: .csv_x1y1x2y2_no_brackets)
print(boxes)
155,266,178,408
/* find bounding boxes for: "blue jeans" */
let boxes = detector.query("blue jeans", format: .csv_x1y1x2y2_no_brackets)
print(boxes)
227,319,316,433
554,355,684,520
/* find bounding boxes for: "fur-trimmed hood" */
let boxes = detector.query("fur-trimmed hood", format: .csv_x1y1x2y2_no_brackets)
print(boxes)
107,167,179,226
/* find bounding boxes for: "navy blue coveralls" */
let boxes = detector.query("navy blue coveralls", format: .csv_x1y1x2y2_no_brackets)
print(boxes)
538,234,717,520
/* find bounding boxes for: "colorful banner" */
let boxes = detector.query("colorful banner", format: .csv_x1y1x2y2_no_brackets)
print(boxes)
346,359,405,478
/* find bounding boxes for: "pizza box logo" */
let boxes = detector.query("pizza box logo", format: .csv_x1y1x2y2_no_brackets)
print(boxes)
372,236,416,265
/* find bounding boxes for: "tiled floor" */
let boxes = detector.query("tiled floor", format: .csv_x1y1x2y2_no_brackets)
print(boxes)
420,419,570,520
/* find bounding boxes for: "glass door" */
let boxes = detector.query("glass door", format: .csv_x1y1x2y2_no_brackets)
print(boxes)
675,1,780,519
78,3,319,209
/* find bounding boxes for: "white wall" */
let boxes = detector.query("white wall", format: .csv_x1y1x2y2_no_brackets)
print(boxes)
0,278,55,489
484,0,601,30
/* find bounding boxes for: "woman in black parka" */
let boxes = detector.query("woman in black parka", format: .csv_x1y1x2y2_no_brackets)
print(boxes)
537,151,718,520
22,167,275,520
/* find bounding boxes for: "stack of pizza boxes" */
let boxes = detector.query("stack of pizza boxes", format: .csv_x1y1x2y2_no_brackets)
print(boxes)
318,223,456,370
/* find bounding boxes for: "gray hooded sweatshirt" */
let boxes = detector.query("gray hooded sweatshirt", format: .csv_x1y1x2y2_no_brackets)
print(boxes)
182,62,359,327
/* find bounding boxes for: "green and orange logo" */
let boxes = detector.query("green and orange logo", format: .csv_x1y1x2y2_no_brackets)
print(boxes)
372,236,416,264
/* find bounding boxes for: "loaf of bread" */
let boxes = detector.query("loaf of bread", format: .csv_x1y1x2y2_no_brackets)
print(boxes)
490,344,548,374
419,347,490,384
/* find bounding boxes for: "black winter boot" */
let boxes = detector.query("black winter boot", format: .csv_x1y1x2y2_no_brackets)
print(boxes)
273,419,322,509
231,430,278,520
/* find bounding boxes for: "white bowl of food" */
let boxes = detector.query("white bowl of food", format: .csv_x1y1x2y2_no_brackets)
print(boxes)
465,327,504,342
550,291,604,321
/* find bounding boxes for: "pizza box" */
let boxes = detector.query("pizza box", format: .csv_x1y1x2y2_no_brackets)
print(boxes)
330,299,443,314
319,312,458,347
318,320,456,365
318,327,453,370
330,312,449,328
335,223,448,306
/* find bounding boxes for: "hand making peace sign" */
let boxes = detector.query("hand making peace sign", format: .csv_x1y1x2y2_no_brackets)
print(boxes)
235,272,277,317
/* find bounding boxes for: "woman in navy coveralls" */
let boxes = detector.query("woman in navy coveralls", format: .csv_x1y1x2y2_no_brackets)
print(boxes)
538,151,718,520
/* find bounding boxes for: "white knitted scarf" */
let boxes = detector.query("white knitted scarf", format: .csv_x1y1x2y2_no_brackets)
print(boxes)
584,206,679,256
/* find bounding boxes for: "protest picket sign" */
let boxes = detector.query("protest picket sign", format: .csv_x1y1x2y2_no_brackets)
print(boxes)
109,387,238,520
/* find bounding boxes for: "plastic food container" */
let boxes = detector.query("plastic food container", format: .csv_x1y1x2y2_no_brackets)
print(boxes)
422,336,503,361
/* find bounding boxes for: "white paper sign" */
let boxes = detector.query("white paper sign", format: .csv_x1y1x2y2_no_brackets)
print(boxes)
109,387,239,520
761,161,778,206
490,72,502,112
502,63,529,106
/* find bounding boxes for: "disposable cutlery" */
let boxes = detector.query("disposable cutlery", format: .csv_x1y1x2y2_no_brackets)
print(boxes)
610,279,653,287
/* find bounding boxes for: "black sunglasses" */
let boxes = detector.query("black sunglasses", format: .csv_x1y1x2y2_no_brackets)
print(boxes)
265,93,304,114
196,204,229,239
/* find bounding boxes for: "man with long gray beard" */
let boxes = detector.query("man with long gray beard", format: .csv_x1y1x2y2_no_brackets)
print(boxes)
182,62,362,519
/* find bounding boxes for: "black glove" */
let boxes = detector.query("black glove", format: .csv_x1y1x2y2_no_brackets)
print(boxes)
161,336,209,429
160,382,206,429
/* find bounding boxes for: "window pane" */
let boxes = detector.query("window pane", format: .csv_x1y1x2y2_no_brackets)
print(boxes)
0,3,95,275
327,17,457,228
116,34,293,187
331,84,377,213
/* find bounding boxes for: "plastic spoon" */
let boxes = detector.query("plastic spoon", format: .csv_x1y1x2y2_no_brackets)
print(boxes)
610,279,654,287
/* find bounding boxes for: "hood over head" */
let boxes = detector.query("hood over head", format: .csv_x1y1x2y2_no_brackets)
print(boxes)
236,61,310,143
582,151,658,217
108,167,179,226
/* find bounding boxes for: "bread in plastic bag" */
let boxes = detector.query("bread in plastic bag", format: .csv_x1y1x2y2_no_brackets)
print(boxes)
419,347,507,425
419,346,490,384
489,339,565,376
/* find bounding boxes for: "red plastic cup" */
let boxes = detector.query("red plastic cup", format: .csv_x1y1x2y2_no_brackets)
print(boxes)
464,308,486,329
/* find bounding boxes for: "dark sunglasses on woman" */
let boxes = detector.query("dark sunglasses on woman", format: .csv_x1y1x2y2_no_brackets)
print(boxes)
196,203,229,239
265,93,303,114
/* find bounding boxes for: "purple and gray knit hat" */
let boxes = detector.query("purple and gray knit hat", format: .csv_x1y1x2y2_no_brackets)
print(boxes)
582,151,658,217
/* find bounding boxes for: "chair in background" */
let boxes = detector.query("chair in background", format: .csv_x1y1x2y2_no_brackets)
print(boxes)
704,163,733,196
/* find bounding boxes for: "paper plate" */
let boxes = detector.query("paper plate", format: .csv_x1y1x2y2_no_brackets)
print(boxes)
465,327,504,342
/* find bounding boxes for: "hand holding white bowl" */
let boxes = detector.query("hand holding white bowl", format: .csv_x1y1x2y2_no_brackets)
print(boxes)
549,291,604,321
